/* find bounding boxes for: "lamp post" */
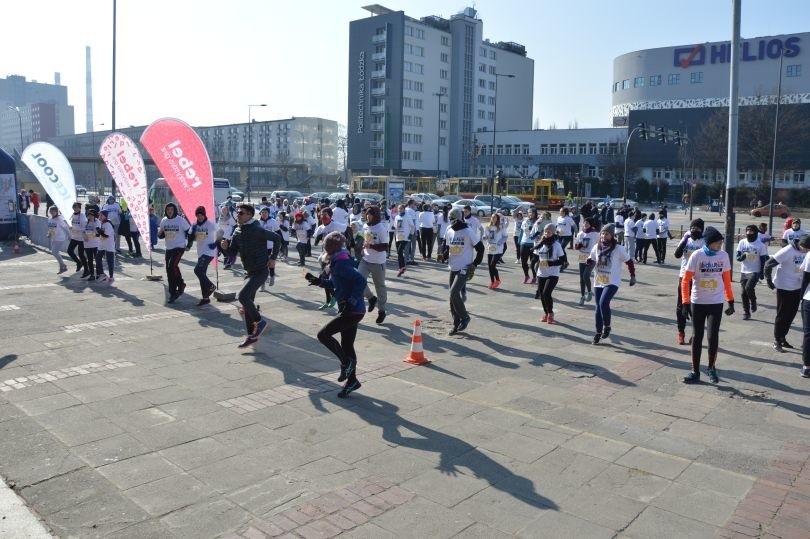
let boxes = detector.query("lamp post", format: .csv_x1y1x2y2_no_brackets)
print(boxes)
768,47,786,237
247,103,266,202
622,125,645,203
490,73,515,214
7,106,24,154
433,92,443,178
92,123,105,196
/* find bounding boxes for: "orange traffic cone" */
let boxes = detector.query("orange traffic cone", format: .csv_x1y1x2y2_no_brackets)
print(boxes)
404,318,431,365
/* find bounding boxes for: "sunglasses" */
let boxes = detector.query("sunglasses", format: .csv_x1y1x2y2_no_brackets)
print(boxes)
237,211,247,215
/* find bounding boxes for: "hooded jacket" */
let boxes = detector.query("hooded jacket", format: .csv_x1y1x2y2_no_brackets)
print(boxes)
319,249,366,314
226,219,282,273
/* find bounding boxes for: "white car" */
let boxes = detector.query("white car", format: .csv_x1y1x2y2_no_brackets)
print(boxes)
451,199,493,217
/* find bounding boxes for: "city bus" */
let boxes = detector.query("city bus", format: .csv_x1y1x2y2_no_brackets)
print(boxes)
533,179,566,210
446,177,565,209
351,176,440,198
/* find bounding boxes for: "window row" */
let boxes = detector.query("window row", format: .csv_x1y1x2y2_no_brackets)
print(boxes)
477,95,496,105
404,61,424,74
614,72,710,91
476,144,531,155
478,79,497,90
401,151,423,161
402,115,424,127
478,64,497,75
405,26,424,39
402,97,424,109
538,143,621,155
403,79,424,92
477,110,495,120
479,46,496,60
404,43,424,57
401,133,423,144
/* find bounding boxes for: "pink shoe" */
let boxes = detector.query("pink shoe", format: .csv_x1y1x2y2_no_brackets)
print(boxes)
523,276,529,284
547,313,554,324
488,282,495,289
531,276,537,285
397,267,405,277
541,313,548,322
493,280,501,289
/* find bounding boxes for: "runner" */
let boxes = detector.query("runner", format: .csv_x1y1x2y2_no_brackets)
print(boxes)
67,202,88,275
656,210,671,263
220,204,282,348
587,224,636,345
217,204,237,269
82,209,99,280
798,237,810,378
258,207,280,290
46,206,70,274
735,224,769,320
512,210,524,263
574,217,600,305
186,206,218,306
674,219,706,345
95,210,117,284
435,206,450,264
485,213,507,289
291,211,310,266
519,208,539,284
555,207,577,250
781,218,806,246
443,207,484,335
305,231,366,397
357,206,389,325
313,208,346,309
394,203,414,277
535,223,565,323
158,203,191,302
418,203,436,260
624,210,637,260
680,226,735,383
764,234,809,352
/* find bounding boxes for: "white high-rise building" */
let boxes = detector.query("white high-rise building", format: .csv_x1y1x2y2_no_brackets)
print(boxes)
348,5,534,177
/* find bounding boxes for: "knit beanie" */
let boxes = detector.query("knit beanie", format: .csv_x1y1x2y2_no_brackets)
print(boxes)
690,218,705,230
601,223,615,237
703,226,723,245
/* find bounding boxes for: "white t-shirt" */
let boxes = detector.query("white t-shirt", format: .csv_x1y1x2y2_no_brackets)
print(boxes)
465,215,483,242
685,249,731,304
437,214,449,239
444,225,478,272
160,215,191,250
678,233,705,277
800,252,810,301
394,215,413,242
47,215,70,242
736,238,769,274
556,215,576,237
191,219,218,258
614,214,625,230
771,245,804,291
643,219,657,240
83,218,100,249
98,220,116,252
292,221,309,244
69,212,88,241
657,218,670,239
782,227,807,244
484,226,506,254
575,230,600,263
418,211,435,229
362,222,389,264
331,207,349,228
624,217,636,238
535,240,565,278
260,218,280,249
588,243,631,288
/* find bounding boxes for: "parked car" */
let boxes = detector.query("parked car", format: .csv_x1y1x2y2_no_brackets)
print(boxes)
751,203,791,219
451,199,493,217
354,192,384,205
410,192,439,204
308,192,331,204
474,195,522,214
228,187,244,202
269,190,304,203
432,194,461,209
75,185,87,196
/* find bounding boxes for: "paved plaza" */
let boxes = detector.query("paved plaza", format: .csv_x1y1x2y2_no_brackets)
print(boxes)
0,208,808,538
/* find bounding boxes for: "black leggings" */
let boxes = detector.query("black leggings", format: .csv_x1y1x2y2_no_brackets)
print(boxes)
487,254,500,282
396,240,408,269
165,248,185,295
656,237,667,262
691,303,723,370
578,263,593,295
317,313,364,378
83,247,96,276
67,239,86,269
419,227,434,258
520,244,536,278
536,276,559,314
774,288,802,342
96,250,115,278
676,277,693,333
740,273,759,315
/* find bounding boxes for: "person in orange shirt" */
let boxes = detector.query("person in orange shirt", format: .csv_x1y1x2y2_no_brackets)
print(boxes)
680,227,735,384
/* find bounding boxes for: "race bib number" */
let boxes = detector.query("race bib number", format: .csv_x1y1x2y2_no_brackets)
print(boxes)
296,230,308,242
165,232,176,240
365,232,373,243
396,232,406,242
596,273,610,285
745,252,757,260
48,229,55,237
699,279,718,289
487,243,498,253
449,244,463,256
538,260,549,268
578,254,588,262
195,232,207,241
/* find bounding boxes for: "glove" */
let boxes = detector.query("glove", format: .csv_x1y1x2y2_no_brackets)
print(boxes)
767,280,775,290
629,275,636,286
725,301,735,316
735,252,745,262
465,264,476,281
681,303,692,321
304,272,321,286
207,242,217,250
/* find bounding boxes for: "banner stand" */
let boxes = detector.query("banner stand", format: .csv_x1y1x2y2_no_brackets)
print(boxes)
144,251,163,281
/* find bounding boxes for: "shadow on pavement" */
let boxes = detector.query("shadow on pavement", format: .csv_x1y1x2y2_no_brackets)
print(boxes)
0,354,17,369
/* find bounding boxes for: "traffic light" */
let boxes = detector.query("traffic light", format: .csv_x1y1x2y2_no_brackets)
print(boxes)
673,130,685,146
637,122,648,140
496,170,506,192
656,127,668,144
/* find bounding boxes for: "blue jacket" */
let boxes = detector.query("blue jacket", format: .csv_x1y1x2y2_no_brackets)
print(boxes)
322,249,366,314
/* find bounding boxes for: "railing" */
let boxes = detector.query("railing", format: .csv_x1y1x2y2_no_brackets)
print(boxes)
372,33,387,44
370,69,386,79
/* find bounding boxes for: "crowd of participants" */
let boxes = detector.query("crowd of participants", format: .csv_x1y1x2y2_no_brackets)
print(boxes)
41,191,810,397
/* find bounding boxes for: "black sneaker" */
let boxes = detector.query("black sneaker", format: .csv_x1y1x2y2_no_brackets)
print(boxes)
338,358,357,383
750,300,757,313
375,311,386,325
773,341,785,353
168,293,179,304
781,340,794,349
75,263,83,273
601,326,612,339
338,379,361,398
742,312,751,320
448,325,459,336
457,316,471,332
801,366,810,378
368,296,377,312
682,371,700,384
592,334,601,345
178,282,186,297
707,367,719,383
197,298,210,306
80,271,90,279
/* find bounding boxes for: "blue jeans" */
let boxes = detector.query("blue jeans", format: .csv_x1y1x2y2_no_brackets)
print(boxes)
802,300,810,367
194,255,214,296
594,284,618,333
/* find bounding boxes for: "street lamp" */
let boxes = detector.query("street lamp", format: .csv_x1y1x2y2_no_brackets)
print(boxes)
433,92,443,178
7,106,23,154
622,124,647,203
247,103,266,202
92,123,105,196
490,73,515,214
768,47,787,237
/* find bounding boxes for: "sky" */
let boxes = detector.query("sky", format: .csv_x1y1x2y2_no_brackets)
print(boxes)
2,0,808,133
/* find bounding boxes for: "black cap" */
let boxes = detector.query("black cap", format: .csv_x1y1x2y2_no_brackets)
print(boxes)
690,218,705,230
703,226,723,245
799,234,810,250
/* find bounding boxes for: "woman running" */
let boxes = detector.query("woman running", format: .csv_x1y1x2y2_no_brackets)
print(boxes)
680,226,735,383
436,206,449,263
587,224,636,344
519,207,539,284
485,213,507,289
394,203,414,277
574,217,599,305
535,223,565,323
512,210,524,263
46,205,70,274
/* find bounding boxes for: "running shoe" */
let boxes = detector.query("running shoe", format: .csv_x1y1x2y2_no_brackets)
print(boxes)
781,340,794,349
338,358,357,383
742,312,751,320
318,302,330,310
750,300,757,313
456,316,471,332
531,276,537,285
586,291,592,302
578,295,585,306
327,297,337,308
97,274,108,282
75,263,83,272
601,326,611,339
801,366,810,378
237,335,259,348
197,298,211,306
178,282,186,297
80,271,90,279
682,371,700,384
592,334,601,345
368,296,377,312
107,277,115,285
338,379,361,398
375,311,386,325
397,268,406,277
268,275,275,287
250,319,268,338
541,313,549,323
677,332,686,345
58,265,68,274
493,280,501,289
707,367,719,384
773,341,785,353
523,276,529,284
167,293,179,303
87,275,96,281
547,313,554,324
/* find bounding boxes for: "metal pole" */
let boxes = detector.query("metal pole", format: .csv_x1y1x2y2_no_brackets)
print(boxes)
623,126,641,203
434,92,442,178
724,0,741,260
490,73,514,215
247,104,266,202
768,49,784,237
111,0,117,198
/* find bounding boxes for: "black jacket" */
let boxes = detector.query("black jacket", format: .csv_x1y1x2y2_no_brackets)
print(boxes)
226,220,282,274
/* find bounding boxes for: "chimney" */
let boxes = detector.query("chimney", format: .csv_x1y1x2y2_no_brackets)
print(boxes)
54,72,61,85
86,46,94,133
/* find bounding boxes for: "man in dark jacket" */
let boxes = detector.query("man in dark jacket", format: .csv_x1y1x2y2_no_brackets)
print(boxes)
221,204,282,348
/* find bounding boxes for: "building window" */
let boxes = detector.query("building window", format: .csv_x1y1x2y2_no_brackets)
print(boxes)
622,79,631,90
522,144,529,155
414,116,423,127
786,64,801,77
441,52,448,63
479,79,486,88
478,95,486,104
402,151,411,160
505,145,512,155
649,75,662,86
441,36,449,46
489,50,496,60
402,133,411,143
413,152,422,161
578,143,586,154
634,76,644,88
440,69,448,79
478,110,486,119
439,86,447,95
413,134,422,144
549,144,557,155
439,103,447,113
479,63,487,72
588,143,597,154
690,71,703,83
402,116,412,126
488,81,496,90
439,120,447,129
489,66,496,75
487,111,494,120
414,63,424,74
559,145,567,155
414,99,423,109
414,81,423,92
404,61,413,72
588,166,597,177
496,145,503,155
479,46,486,57
439,136,446,146
794,171,805,183
668,73,680,85
403,97,412,108
598,143,607,154
488,96,495,105
540,144,548,155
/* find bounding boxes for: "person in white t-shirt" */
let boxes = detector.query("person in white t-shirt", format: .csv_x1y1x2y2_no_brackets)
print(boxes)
735,224,770,320
586,224,636,345
95,210,118,284
358,206,389,325
484,213,507,289
158,203,192,301
680,226,735,384
443,208,484,335
797,241,810,378
394,204,414,277
46,205,71,274
186,206,219,305
781,218,806,247
534,223,565,323
574,217,600,305
555,207,577,250
764,234,809,352
418,204,437,260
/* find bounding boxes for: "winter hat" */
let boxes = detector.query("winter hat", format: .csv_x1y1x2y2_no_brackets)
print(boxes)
601,223,616,237
543,222,556,233
690,218,705,230
799,235,810,250
745,224,758,234
100,210,110,218
703,226,723,245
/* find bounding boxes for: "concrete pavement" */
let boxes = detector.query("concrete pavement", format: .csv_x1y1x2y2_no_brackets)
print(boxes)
0,207,808,538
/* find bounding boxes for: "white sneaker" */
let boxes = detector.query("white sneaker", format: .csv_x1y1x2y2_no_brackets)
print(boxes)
108,277,115,285
97,274,108,282
268,275,275,287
